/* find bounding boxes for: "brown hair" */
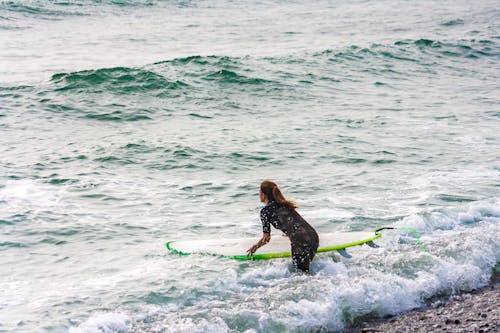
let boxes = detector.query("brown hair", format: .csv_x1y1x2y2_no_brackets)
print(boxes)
260,180,297,209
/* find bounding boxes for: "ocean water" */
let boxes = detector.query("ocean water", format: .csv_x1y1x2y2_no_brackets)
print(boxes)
1,0,499,332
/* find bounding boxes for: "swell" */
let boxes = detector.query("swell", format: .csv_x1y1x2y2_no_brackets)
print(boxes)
42,67,188,121
0,0,183,30
36,55,281,121
3,37,497,122
1,0,156,15
318,38,499,64
1,0,193,19
49,37,498,96
0,1,90,20
50,67,188,95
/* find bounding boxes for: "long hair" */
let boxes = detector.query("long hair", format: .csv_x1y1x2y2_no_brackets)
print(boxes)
260,180,297,209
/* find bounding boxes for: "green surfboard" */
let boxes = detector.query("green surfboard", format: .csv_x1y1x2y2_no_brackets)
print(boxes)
166,231,382,260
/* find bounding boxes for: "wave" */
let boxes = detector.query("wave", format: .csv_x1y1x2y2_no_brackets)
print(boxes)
44,67,188,121
318,38,498,64
37,55,279,121
68,312,129,333
404,38,497,58
440,19,465,27
158,55,276,86
204,69,271,85
1,0,197,19
92,202,497,333
51,67,188,95
0,0,193,29
43,37,498,94
49,55,274,95
0,1,90,20
3,37,496,122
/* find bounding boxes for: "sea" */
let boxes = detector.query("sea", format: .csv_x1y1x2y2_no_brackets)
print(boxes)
0,0,499,332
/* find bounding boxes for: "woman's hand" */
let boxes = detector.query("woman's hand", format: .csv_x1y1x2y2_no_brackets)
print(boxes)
246,244,259,257
247,233,270,257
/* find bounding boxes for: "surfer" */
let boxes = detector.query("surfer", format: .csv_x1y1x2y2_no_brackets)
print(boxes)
247,180,319,273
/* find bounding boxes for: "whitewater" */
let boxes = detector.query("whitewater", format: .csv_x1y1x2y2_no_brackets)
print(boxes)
0,0,499,332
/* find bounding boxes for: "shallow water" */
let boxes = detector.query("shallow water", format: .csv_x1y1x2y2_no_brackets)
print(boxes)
1,0,499,332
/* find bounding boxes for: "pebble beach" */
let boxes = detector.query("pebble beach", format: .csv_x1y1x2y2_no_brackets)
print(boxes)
347,280,499,333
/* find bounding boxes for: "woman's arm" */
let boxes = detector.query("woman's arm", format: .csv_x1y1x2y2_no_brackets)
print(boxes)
247,232,270,256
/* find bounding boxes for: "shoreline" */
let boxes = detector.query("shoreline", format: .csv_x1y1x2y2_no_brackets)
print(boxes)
345,280,499,333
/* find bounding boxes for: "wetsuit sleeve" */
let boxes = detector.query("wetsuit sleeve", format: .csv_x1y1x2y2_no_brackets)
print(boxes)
260,207,271,234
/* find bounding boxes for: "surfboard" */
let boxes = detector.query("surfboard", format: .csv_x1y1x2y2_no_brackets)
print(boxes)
166,231,382,260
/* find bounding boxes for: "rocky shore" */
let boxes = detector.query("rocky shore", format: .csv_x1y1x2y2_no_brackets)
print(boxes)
346,282,499,333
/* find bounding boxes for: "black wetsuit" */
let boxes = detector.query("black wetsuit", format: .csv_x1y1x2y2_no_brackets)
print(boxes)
261,201,319,272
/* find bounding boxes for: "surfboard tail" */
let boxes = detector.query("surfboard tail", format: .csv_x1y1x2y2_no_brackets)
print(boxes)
374,226,429,254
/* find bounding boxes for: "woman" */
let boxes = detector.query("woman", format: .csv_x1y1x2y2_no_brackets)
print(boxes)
247,180,319,273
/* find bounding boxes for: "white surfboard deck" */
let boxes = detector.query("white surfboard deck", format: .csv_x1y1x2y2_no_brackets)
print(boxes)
166,231,381,260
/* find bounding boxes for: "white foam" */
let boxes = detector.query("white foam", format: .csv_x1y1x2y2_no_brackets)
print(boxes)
458,200,500,224
0,179,64,214
131,201,499,332
68,312,129,333
301,208,355,220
